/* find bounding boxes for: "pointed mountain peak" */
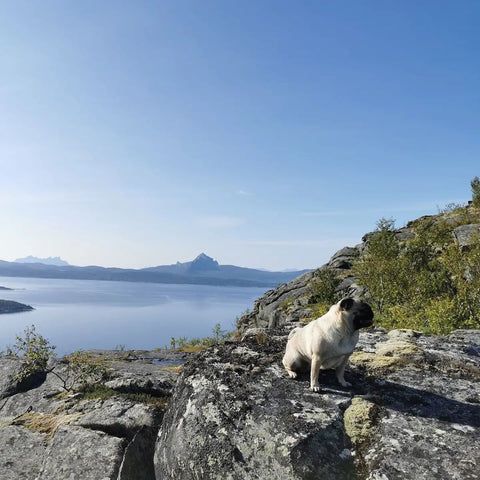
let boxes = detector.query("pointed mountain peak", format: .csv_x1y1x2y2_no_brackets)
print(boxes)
189,253,219,272
194,253,214,261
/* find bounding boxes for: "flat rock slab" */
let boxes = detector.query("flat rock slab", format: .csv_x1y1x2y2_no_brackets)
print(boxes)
0,425,46,480
0,352,178,480
155,328,480,479
38,425,126,480
105,359,178,397
155,334,358,480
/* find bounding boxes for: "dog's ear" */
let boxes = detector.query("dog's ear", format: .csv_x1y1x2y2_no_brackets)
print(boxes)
340,298,354,311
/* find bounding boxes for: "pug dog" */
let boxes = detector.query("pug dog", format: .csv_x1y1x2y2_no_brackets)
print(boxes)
282,298,373,391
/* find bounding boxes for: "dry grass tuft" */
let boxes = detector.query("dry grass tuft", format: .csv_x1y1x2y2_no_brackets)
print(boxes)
11,411,82,440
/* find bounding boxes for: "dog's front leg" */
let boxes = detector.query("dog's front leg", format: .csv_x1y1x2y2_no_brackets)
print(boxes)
335,355,352,388
310,354,322,392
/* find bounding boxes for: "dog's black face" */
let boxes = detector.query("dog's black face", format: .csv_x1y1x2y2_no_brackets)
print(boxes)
340,298,374,330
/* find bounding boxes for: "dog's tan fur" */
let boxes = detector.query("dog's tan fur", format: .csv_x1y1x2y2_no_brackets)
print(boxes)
282,298,373,391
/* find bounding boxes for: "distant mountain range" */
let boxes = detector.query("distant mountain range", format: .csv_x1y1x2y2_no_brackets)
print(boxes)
0,254,311,288
14,256,70,266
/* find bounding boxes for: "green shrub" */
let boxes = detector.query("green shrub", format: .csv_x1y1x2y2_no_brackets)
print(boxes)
7,325,56,382
2,326,109,392
308,301,333,320
309,268,341,305
51,350,110,392
352,218,402,314
168,323,229,352
471,176,480,207
352,209,480,335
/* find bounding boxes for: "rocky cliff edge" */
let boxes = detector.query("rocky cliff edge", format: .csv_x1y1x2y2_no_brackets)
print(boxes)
155,326,480,480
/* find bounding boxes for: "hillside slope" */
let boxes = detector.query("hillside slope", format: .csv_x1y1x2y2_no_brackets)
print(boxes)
236,203,480,335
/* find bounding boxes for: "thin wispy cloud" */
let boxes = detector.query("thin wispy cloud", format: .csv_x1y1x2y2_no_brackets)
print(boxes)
236,190,253,197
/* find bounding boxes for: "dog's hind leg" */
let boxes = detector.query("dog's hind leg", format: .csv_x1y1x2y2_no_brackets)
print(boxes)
285,366,298,379
282,352,298,379
283,349,306,379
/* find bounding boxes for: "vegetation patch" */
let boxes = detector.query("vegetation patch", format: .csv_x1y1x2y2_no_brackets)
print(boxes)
156,363,184,374
350,340,423,373
168,323,229,351
308,269,341,305
344,397,382,474
306,302,332,320
303,268,344,321
344,397,381,447
375,341,421,358
352,192,480,335
80,385,170,409
10,411,82,440
279,298,295,311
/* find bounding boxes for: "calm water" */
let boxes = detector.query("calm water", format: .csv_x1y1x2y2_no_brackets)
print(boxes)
0,276,265,355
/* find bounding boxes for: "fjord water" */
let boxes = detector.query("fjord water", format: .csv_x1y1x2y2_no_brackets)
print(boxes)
0,276,266,355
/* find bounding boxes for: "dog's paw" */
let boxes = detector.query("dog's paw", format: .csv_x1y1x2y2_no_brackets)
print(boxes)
287,371,298,379
310,384,321,392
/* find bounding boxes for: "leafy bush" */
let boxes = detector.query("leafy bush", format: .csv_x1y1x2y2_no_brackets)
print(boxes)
305,267,342,319
352,207,480,335
471,176,480,207
2,326,109,392
51,350,110,392
309,268,341,305
351,218,403,314
168,323,229,352
6,325,56,382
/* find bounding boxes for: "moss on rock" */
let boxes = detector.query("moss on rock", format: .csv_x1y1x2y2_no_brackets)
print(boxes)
350,333,423,373
344,397,381,448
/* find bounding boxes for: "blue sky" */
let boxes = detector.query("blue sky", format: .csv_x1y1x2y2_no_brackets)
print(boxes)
1,1,479,270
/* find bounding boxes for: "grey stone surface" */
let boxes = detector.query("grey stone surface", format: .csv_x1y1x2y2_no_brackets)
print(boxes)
327,246,360,269
452,223,480,249
0,351,177,480
0,362,66,418
155,328,480,480
0,356,47,401
38,425,126,480
235,270,315,331
0,357,25,400
0,425,46,480
104,359,177,396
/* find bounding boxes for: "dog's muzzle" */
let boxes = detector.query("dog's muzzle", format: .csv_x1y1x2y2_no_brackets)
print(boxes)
353,303,374,330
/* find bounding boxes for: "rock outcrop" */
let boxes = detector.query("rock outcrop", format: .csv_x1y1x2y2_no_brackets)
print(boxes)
1,331,479,479
235,209,480,336
236,271,316,332
235,242,365,334
0,351,182,480
452,223,480,250
154,326,480,479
